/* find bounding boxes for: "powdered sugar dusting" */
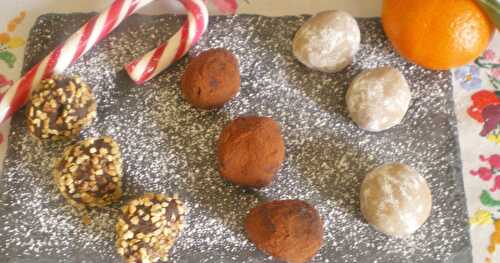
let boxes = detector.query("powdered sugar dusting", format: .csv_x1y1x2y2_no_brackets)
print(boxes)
0,14,469,262
293,10,360,73
346,67,411,132
361,163,432,237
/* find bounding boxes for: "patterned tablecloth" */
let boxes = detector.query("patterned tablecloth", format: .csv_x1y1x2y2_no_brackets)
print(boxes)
0,1,498,262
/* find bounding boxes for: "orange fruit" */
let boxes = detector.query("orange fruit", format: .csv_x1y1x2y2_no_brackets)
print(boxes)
382,0,495,70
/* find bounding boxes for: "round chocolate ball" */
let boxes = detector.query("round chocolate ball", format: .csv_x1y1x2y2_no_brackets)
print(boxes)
181,48,240,109
360,163,432,237
245,200,324,263
26,76,97,140
217,116,285,188
116,193,185,263
53,136,122,209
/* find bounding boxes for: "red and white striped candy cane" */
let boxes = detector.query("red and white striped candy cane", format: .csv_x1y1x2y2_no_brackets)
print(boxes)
0,0,156,124
125,0,208,85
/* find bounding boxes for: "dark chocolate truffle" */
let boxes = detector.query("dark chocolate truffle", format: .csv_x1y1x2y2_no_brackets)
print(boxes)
116,193,185,263
53,136,122,209
217,116,285,188
26,76,97,140
181,48,240,109
245,200,324,263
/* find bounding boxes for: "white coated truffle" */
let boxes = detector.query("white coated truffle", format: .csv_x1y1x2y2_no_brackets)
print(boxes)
346,67,411,132
360,163,432,237
293,10,361,73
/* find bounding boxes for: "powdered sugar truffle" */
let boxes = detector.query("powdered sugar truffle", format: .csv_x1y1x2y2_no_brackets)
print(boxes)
346,67,411,132
293,10,360,73
360,163,432,237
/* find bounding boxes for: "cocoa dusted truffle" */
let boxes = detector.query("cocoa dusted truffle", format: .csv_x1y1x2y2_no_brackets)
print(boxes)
26,76,97,140
53,136,122,209
116,193,185,263
217,116,285,188
245,200,324,263
181,48,240,109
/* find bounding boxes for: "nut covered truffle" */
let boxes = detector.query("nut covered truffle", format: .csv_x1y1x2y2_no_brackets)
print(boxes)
181,48,240,109
116,193,185,263
245,200,324,263
217,116,285,188
53,136,122,209
26,76,97,140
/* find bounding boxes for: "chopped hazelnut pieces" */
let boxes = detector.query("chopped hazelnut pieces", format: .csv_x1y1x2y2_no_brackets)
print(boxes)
116,193,185,263
26,76,97,141
53,136,123,209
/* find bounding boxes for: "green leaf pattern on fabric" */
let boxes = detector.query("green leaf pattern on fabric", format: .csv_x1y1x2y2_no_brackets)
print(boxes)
480,190,500,207
0,50,16,68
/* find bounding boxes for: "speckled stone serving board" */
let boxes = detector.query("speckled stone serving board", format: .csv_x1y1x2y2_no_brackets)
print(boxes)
0,14,470,263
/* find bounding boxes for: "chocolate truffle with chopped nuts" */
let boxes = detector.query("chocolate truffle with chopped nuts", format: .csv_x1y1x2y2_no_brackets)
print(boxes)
116,193,185,263
53,136,122,210
26,76,96,140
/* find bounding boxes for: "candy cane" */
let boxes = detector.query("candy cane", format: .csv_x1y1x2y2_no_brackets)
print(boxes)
0,0,156,124
125,0,208,85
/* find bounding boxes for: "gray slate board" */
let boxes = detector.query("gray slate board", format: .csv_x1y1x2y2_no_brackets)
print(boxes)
0,13,470,263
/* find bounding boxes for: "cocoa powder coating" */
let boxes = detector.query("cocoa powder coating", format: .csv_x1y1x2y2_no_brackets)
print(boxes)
181,48,240,109
245,200,324,263
217,116,285,188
